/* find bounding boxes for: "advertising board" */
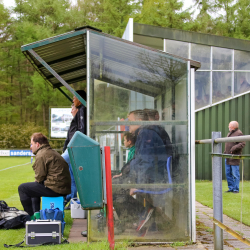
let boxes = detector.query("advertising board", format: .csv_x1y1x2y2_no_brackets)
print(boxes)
0,150,32,156
50,108,72,138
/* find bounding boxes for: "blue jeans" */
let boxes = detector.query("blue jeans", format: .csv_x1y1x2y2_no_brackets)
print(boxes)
225,159,240,192
62,149,77,203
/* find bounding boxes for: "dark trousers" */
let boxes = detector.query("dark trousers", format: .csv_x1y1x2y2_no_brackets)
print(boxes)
113,188,144,223
18,182,62,216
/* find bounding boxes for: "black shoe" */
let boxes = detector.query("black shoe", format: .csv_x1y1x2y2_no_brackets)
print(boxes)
81,230,87,237
233,191,239,193
224,190,232,193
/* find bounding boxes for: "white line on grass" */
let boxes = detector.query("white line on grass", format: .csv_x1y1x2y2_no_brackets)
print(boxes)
0,162,30,172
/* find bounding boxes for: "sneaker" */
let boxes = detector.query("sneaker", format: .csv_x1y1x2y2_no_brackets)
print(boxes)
233,191,239,193
136,208,154,231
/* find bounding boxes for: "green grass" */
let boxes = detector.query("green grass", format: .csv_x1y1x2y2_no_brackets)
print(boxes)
0,157,130,249
196,180,250,226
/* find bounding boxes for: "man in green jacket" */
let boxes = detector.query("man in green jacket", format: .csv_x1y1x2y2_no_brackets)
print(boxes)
18,133,71,219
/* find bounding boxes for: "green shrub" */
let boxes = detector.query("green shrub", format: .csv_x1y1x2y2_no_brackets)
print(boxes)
0,123,48,149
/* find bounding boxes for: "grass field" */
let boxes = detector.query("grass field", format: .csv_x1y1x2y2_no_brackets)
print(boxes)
0,157,130,250
2,157,249,249
196,180,250,226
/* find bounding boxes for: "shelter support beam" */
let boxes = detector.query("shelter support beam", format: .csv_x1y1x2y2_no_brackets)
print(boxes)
28,49,86,107
212,132,223,250
58,87,72,103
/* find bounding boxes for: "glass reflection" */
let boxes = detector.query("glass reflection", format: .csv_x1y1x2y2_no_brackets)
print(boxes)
195,71,210,109
165,39,189,59
212,72,232,103
235,50,250,70
234,72,250,95
191,44,210,70
213,47,232,70
89,32,189,242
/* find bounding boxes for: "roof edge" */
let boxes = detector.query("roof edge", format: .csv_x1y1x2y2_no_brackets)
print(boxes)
134,23,250,52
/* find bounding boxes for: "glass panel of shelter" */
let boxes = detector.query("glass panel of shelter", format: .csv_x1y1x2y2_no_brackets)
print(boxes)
165,39,250,109
191,44,210,70
88,31,190,242
234,72,250,95
195,71,210,109
212,72,232,103
212,47,232,70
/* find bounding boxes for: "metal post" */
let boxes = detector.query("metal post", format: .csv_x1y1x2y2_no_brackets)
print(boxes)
104,146,115,250
212,131,223,250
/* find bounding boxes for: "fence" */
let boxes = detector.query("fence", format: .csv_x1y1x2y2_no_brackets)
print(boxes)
196,132,250,250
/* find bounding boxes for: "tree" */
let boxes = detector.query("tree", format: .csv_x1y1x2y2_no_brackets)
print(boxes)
189,0,215,33
70,0,139,37
234,0,250,39
98,0,139,37
212,0,236,37
134,0,192,30
14,0,72,34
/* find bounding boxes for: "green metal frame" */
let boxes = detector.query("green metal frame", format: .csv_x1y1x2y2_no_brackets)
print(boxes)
21,30,86,52
28,49,86,107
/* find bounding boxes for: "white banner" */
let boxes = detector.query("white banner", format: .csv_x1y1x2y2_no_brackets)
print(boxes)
0,150,10,156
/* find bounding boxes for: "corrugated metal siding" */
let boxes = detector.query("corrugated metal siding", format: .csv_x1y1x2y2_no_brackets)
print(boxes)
195,93,250,180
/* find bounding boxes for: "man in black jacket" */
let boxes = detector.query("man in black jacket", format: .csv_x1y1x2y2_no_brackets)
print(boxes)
62,90,87,208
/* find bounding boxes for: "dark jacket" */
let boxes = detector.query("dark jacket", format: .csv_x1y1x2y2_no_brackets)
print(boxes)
144,125,172,156
63,104,86,152
224,128,245,165
33,144,71,195
129,126,167,184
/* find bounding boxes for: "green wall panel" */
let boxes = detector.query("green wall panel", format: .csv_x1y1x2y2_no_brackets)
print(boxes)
195,93,250,180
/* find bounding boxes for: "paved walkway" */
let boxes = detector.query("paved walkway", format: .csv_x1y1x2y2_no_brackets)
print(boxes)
68,218,87,243
68,202,250,249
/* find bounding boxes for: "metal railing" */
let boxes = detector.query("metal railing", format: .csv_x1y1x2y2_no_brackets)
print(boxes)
196,133,250,250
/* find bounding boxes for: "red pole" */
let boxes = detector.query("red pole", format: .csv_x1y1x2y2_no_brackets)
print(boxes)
104,146,115,250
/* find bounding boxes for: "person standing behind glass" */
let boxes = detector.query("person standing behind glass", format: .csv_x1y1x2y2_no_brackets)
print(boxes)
62,90,87,209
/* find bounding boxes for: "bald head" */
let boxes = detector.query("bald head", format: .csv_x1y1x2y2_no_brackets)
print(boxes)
228,121,239,132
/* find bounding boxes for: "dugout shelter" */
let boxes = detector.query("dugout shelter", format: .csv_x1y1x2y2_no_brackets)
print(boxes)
21,26,200,243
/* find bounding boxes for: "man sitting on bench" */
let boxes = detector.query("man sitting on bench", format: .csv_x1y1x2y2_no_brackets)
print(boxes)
18,133,71,220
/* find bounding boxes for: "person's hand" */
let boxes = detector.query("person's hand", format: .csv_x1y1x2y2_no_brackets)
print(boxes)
112,173,122,179
130,188,138,196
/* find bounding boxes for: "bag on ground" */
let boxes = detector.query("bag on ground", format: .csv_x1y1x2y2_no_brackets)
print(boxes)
0,200,30,229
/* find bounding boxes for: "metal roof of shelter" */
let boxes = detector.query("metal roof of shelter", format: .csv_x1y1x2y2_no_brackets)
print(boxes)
21,26,200,91
133,23,250,52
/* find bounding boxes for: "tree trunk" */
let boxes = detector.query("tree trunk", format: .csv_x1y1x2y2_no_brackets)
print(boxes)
43,103,46,127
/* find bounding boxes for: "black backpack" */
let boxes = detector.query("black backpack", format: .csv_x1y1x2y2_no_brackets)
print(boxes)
0,200,30,229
